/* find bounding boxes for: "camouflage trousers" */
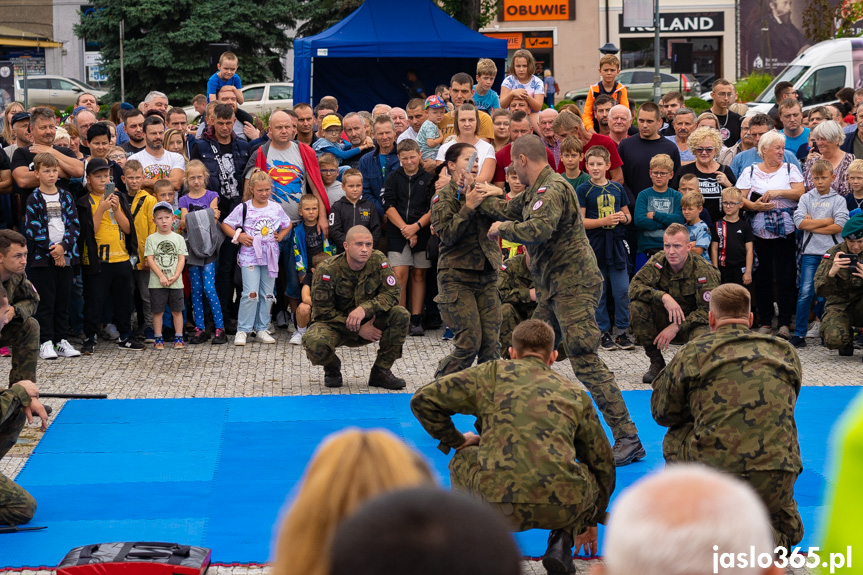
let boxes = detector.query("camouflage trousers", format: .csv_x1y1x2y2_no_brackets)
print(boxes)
303,306,410,369
435,269,501,377
821,297,863,349
0,403,36,525
535,286,638,440
450,445,597,539
0,317,39,386
664,425,803,549
500,302,536,359
629,300,709,347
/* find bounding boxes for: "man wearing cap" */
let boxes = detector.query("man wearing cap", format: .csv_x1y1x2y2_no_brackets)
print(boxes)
4,112,32,162
629,223,720,383
12,107,83,225
815,214,863,357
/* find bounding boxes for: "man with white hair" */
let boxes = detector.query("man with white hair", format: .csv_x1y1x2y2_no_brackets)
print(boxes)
389,107,409,139
537,108,560,169
372,104,392,118
607,104,632,146
142,91,169,117
596,464,783,575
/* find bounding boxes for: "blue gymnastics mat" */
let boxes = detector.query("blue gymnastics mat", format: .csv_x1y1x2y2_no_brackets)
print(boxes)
1,387,858,569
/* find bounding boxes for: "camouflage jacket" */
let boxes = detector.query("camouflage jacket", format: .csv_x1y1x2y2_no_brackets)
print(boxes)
430,181,501,272
498,253,535,307
1,273,39,322
411,356,615,519
0,384,31,430
629,252,719,332
651,323,802,473
814,242,863,308
478,165,602,297
309,251,400,330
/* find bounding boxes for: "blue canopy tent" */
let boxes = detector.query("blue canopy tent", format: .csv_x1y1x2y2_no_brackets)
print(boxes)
292,0,508,113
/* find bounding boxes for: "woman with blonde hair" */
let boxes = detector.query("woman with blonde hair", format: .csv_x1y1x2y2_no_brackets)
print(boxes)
1,101,25,147
271,428,434,575
164,128,189,162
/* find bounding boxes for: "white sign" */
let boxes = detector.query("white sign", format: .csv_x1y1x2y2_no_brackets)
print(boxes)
316,48,328,56
623,0,654,28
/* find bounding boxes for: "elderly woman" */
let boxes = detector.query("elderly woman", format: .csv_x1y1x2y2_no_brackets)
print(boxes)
736,131,805,339
670,126,736,222
803,120,855,196
798,106,833,160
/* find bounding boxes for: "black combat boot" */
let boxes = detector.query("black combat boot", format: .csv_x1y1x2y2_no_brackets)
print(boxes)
839,344,854,357
324,356,343,388
612,434,646,466
543,529,575,574
368,365,406,390
642,344,666,384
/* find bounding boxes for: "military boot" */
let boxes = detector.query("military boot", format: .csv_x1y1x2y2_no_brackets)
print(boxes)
368,365,406,390
612,434,646,466
839,345,854,357
324,356,343,388
641,344,666,384
543,529,575,574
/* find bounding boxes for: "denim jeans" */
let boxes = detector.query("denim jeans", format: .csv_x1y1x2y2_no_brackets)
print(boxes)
794,254,824,337
595,261,631,333
238,265,276,333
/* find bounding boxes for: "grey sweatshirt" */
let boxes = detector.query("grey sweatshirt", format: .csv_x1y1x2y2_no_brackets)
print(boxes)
794,187,849,255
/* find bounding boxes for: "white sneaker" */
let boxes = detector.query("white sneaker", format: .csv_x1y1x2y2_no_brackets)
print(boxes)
40,340,58,360
234,332,247,346
289,331,304,345
806,321,821,339
102,323,120,340
258,331,276,344
55,339,81,357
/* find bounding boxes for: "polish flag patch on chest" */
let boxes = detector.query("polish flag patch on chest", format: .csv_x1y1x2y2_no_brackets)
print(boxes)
322,275,331,282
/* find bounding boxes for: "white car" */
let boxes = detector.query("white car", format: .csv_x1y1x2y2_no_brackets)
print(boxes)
184,82,294,122
14,75,108,110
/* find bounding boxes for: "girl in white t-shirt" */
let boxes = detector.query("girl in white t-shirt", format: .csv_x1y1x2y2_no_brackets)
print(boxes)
436,104,497,183
500,49,545,118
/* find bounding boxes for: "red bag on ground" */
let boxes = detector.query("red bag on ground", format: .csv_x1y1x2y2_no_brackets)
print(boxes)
56,542,210,575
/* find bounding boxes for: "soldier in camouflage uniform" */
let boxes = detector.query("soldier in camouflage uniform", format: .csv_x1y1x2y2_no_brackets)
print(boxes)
814,214,863,357
477,135,644,466
0,379,47,526
651,283,803,548
498,252,537,359
629,223,719,384
411,319,615,575
430,143,502,377
303,226,409,390
0,231,40,386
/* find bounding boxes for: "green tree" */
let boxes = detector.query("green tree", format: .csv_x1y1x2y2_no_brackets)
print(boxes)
74,0,299,105
803,0,863,43
437,0,501,30
296,0,364,37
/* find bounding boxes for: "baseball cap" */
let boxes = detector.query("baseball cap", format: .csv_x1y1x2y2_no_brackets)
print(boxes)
85,157,110,175
120,102,135,111
425,95,446,110
321,114,341,131
10,112,30,127
153,201,174,215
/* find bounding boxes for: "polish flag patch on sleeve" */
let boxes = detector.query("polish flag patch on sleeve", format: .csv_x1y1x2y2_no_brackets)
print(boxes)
381,262,388,268
322,275,331,282
654,262,663,269
432,195,439,203
824,253,832,259
697,277,707,284
536,187,547,194
500,265,507,271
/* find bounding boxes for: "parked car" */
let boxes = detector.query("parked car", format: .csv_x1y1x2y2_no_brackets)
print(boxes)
14,75,108,110
185,82,294,122
564,68,700,108
745,38,857,115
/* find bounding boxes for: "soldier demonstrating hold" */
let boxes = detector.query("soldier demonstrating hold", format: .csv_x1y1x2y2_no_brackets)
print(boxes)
477,134,644,466
411,319,616,575
302,226,409,389
628,223,720,384
0,230,40,386
651,283,804,548
814,213,863,357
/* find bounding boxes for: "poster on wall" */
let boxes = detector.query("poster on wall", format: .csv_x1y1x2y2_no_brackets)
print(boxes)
739,0,809,76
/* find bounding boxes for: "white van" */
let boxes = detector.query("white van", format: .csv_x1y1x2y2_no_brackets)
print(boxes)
746,38,863,115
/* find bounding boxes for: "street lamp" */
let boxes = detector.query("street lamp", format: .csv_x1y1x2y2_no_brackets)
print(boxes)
599,42,619,55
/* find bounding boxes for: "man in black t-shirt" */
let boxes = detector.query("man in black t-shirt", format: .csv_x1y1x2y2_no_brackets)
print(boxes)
710,79,742,147
11,108,83,223
120,109,146,155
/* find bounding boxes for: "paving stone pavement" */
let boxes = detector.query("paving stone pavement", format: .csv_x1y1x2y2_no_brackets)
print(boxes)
1,327,855,574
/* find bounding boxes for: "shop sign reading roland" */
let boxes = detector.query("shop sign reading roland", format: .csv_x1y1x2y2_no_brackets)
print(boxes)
502,0,575,21
618,12,724,34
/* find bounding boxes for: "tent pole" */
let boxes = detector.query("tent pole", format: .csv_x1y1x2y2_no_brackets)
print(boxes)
310,57,314,105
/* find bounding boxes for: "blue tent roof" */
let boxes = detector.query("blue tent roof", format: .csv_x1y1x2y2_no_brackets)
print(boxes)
293,0,508,107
